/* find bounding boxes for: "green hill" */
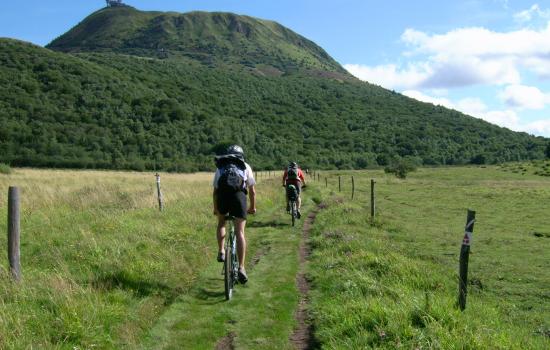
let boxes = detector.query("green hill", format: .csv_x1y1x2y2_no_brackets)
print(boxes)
47,6,349,77
0,7,548,171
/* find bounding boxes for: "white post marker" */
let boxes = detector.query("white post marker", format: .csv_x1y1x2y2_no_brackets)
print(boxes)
458,210,475,310
155,173,164,211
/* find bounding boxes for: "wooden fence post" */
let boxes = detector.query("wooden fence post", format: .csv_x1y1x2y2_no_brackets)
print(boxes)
155,173,164,211
338,176,341,192
317,173,320,182
8,186,21,281
351,176,355,200
370,179,376,220
325,177,328,188
458,210,476,311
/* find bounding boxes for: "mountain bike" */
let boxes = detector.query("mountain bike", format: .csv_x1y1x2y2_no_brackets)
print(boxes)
223,215,239,300
286,185,298,226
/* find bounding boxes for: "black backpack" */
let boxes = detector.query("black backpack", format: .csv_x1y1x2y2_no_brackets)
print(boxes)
217,158,247,193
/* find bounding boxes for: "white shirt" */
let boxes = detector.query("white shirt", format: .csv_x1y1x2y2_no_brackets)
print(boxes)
213,162,256,189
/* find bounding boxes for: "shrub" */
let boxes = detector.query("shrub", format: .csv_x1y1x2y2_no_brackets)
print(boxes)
384,158,417,179
0,163,12,174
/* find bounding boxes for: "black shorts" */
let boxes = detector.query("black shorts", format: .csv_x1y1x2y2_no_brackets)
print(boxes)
217,191,247,219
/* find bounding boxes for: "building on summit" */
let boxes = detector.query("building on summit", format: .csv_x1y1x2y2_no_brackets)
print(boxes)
106,0,126,7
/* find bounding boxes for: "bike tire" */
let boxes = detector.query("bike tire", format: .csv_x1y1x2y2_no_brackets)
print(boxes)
224,228,234,300
224,243,232,300
291,201,296,226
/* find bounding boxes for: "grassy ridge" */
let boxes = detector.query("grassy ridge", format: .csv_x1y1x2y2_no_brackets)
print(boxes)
307,167,550,348
47,7,347,75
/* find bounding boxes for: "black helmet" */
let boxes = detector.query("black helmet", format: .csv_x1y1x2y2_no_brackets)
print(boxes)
289,161,297,168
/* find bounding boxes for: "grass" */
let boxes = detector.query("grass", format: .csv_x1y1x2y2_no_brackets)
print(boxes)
0,169,217,348
0,163,11,174
0,166,548,348
307,166,550,349
0,168,314,348
498,160,550,177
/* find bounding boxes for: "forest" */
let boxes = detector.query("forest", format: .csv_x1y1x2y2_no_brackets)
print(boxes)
1,38,548,171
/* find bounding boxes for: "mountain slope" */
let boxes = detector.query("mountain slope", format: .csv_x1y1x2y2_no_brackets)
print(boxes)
0,38,546,171
47,7,349,77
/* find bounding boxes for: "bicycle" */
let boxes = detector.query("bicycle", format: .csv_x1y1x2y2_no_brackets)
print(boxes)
286,185,298,226
223,215,239,300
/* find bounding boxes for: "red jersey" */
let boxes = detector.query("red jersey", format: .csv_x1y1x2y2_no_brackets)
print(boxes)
283,167,305,185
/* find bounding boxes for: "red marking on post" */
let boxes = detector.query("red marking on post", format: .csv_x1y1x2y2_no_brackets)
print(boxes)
462,232,471,246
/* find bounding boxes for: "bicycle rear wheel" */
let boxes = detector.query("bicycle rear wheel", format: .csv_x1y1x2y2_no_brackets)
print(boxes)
224,230,234,300
291,201,297,226
224,245,232,300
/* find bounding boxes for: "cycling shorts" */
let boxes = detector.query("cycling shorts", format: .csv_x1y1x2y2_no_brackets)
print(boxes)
217,191,247,219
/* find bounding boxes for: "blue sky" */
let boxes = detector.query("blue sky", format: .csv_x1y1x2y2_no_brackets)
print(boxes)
1,0,550,136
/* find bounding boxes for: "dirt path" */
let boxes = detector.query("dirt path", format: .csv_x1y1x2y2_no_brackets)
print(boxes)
290,204,326,349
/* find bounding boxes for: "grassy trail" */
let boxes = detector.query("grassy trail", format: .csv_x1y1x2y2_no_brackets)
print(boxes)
143,176,320,349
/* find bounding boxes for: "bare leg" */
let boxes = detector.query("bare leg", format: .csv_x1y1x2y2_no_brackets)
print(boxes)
235,218,247,269
297,196,302,210
216,214,226,253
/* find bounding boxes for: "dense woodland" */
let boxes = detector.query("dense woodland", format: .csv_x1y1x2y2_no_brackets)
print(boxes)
0,7,548,171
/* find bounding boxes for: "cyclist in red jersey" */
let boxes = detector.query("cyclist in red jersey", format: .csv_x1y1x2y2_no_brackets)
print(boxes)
282,162,306,218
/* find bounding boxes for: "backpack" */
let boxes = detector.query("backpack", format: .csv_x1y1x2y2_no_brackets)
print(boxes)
286,184,298,200
217,159,247,193
287,166,298,181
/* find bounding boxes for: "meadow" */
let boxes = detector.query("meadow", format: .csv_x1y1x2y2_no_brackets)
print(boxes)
0,165,548,349
309,165,550,349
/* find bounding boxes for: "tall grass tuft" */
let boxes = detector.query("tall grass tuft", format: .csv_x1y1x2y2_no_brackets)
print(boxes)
0,163,11,174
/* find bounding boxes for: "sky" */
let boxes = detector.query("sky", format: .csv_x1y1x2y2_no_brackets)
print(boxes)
1,0,550,137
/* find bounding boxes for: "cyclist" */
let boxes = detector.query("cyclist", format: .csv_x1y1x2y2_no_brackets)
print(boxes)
282,161,306,218
213,145,256,284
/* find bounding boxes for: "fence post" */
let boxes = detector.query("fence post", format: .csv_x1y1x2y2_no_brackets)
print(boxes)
338,176,341,192
370,179,376,220
325,177,328,188
351,176,355,200
317,173,320,182
458,210,476,311
8,187,21,281
155,173,164,211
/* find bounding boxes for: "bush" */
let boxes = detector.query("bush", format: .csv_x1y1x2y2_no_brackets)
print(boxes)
384,158,417,179
0,163,12,174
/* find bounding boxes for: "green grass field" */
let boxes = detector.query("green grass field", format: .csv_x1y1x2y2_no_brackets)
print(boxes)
309,166,550,349
0,166,548,349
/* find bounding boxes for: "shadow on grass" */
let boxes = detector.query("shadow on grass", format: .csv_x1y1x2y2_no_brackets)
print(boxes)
195,288,225,302
248,220,289,228
91,272,181,305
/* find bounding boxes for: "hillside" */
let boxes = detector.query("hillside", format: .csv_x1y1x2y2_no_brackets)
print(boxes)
46,6,349,77
0,36,547,171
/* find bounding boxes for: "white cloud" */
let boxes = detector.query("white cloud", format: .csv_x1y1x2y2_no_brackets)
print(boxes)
498,84,550,109
343,63,429,90
402,90,453,108
402,91,526,132
525,119,550,135
479,110,521,130
346,20,550,89
514,4,550,23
